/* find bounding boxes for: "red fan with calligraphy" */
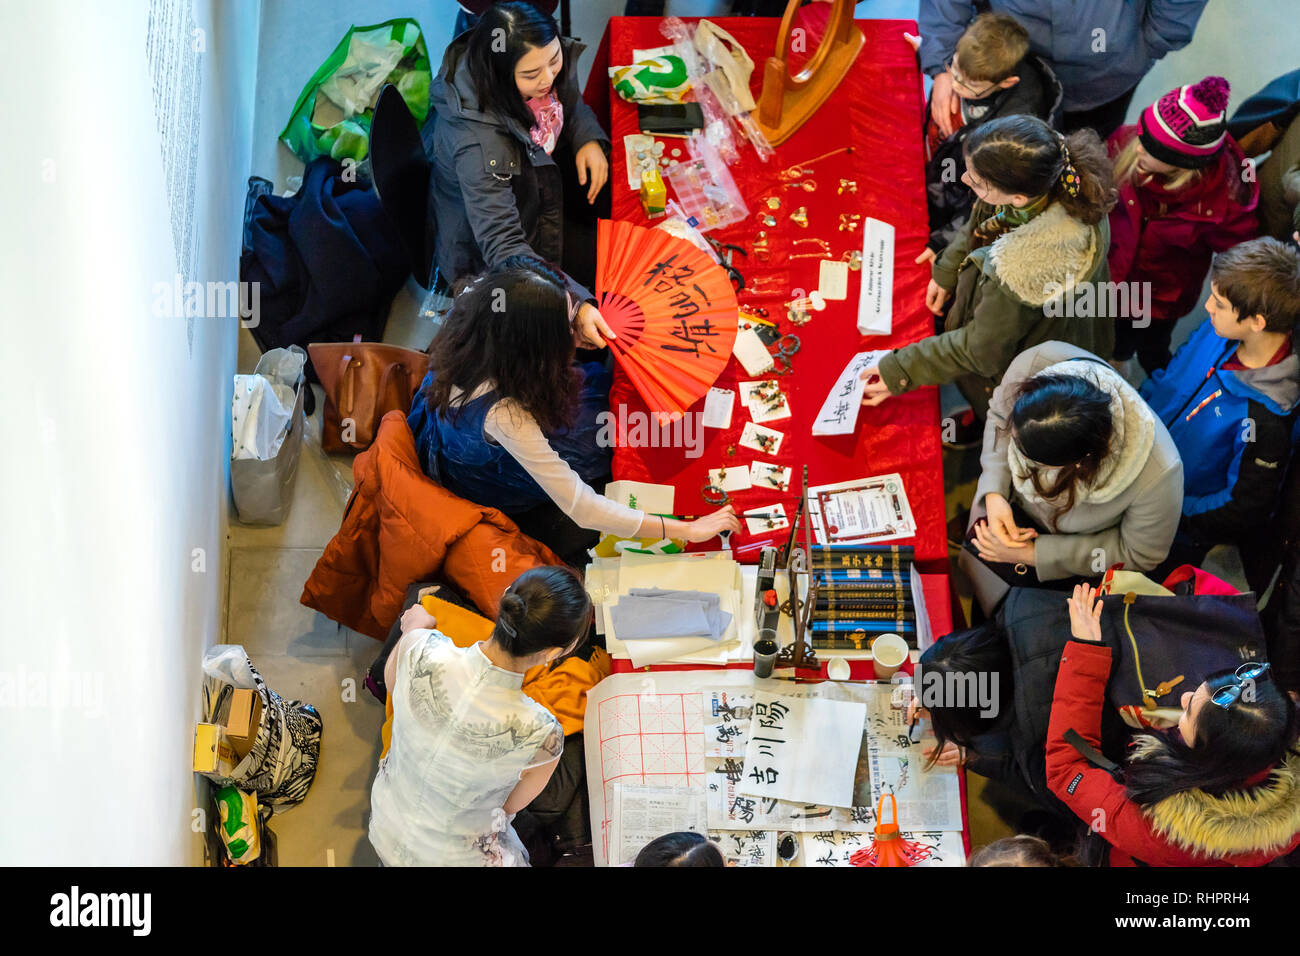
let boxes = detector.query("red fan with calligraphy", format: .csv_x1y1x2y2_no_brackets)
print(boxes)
595,219,739,419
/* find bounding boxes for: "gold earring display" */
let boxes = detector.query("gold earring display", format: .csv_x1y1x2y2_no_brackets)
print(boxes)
764,196,781,210
838,178,858,195
838,213,861,232
843,250,862,270
784,180,817,192
757,213,777,227
790,206,809,228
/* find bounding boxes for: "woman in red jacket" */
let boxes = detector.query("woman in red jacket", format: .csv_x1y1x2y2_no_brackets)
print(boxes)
1047,584,1300,866
1108,76,1261,374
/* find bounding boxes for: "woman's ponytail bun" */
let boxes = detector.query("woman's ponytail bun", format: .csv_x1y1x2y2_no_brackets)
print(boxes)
491,567,593,660
495,592,527,653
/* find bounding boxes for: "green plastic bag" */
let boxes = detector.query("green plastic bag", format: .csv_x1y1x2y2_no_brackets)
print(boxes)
279,18,431,165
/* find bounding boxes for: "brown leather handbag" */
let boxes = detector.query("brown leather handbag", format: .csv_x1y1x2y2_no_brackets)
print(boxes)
308,337,427,452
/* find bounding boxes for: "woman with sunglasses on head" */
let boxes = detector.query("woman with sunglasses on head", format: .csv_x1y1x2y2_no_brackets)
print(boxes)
431,1,614,349
1046,583,1300,867
407,257,738,564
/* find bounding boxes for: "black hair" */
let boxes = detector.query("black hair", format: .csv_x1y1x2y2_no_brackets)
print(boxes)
1008,372,1114,530
425,255,579,435
1125,667,1299,805
491,566,591,659
465,2,566,132
918,625,1014,769
964,115,1117,225
634,831,726,867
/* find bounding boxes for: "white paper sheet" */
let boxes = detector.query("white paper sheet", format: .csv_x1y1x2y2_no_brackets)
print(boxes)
732,326,776,375
857,217,895,336
604,552,743,667
709,466,752,492
736,692,867,808
709,829,776,867
811,350,891,436
817,257,850,300
608,784,708,865
701,387,735,429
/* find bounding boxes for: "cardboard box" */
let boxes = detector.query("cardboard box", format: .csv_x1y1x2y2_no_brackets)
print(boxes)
225,691,262,759
194,722,239,780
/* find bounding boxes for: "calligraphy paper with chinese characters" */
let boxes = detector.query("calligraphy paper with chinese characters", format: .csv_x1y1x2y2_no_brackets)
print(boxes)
811,350,890,436
736,692,867,808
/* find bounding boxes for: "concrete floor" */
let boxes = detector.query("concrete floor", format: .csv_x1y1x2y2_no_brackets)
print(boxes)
232,0,1290,864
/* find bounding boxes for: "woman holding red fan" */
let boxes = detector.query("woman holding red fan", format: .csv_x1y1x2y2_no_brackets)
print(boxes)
430,2,614,350
407,258,739,564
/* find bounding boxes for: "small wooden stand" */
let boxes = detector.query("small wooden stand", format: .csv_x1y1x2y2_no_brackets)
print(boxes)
777,465,820,671
755,0,865,147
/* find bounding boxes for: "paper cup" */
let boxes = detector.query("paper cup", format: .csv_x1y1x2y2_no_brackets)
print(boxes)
871,633,909,680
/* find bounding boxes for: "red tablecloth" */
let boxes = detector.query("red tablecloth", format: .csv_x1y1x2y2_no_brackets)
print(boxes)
586,14,947,570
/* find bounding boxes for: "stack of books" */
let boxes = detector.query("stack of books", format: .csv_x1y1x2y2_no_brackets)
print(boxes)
804,545,916,651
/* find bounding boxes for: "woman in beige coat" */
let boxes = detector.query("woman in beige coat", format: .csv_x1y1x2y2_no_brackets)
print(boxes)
962,341,1184,614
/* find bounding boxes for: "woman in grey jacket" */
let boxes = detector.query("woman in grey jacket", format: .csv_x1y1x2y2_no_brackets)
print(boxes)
430,3,614,348
962,341,1184,615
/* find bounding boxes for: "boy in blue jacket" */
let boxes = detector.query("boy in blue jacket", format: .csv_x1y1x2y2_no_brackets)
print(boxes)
1141,237,1300,570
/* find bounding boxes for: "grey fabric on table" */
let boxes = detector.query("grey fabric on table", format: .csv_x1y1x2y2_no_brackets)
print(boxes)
608,588,733,641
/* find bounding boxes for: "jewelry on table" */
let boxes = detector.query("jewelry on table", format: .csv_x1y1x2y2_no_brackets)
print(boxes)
843,249,863,270
763,196,782,210
838,178,858,195
793,237,832,254
776,145,854,182
726,444,737,456
783,179,817,192
790,206,809,228
838,212,862,232
757,212,777,228
702,483,729,506
775,333,801,358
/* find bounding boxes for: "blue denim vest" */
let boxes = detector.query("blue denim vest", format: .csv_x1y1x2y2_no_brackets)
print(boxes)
407,362,613,515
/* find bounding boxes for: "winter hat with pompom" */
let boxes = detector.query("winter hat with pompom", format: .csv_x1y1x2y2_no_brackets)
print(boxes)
1139,76,1231,169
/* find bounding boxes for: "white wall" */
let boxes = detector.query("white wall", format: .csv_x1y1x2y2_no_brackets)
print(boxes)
0,0,259,865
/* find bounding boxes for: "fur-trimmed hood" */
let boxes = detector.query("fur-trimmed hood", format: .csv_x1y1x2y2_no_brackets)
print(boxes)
1131,738,1300,860
984,202,1104,307
1008,358,1157,506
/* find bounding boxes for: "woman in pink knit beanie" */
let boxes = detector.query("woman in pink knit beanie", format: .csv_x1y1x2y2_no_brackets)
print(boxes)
1107,76,1262,373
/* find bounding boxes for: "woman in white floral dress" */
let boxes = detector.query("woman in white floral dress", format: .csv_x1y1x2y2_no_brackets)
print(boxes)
369,566,590,866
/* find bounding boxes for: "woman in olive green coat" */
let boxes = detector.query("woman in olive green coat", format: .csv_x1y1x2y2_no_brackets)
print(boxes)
862,115,1119,419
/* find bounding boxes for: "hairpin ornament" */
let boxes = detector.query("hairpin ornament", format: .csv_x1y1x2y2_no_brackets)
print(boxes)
783,180,817,192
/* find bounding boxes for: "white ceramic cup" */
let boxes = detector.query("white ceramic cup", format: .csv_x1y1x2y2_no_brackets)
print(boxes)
871,633,910,680
826,658,852,681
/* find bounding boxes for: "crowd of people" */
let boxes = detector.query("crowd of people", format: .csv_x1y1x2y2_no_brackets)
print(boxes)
367,2,1300,867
